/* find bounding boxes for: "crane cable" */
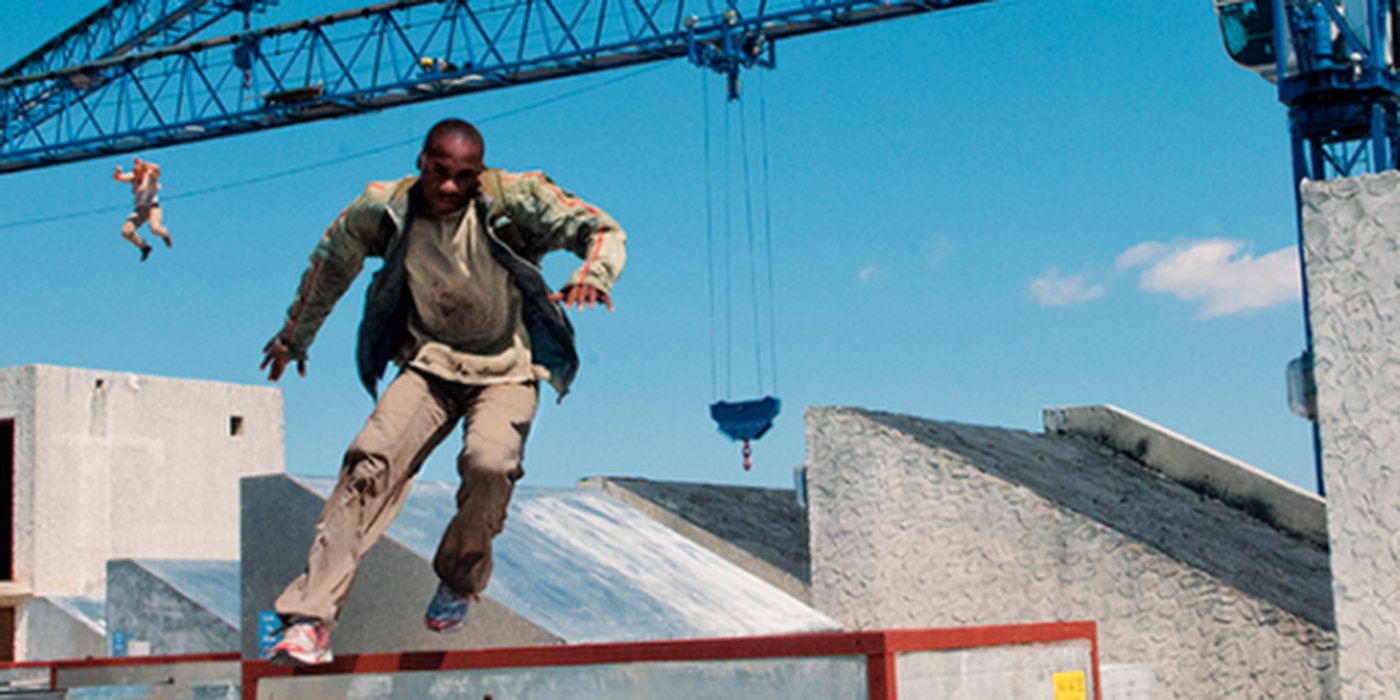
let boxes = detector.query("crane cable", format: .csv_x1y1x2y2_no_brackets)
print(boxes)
704,72,780,400
703,69,781,469
759,72,780,397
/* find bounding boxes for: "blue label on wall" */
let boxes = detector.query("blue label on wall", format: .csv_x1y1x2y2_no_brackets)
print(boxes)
257,611,281,659
111,631,126,658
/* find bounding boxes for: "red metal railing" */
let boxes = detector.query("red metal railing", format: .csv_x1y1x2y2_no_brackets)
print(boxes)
0,622,1098,700
245,622,1099,700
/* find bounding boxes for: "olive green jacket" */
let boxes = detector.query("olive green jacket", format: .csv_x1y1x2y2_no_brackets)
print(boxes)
269,168,626,399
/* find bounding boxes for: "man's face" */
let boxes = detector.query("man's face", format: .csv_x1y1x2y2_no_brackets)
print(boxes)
417,135,485,216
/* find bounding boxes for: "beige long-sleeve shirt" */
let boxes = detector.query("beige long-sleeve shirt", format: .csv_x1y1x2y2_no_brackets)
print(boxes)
401,206,537,386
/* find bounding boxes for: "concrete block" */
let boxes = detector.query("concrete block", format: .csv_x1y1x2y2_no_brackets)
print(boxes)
806,406,1337,699
106,560,238,656
240,474,559,659
0,364,284,661
24,597,105,661
1301,170,1400,699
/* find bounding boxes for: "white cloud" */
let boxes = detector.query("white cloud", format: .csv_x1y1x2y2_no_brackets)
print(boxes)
859,264,880,282
1116,238,1300,318
1030,268,1105,307
1114,241,1170,270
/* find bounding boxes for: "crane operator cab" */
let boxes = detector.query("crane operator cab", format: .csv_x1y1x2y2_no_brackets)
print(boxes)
1215,0,1287,79
1215,0,1395,82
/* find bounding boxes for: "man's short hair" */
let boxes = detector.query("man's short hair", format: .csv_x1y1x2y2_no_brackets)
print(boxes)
423,119,484,156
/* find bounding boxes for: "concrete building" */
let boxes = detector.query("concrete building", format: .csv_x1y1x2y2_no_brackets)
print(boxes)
804,403,1335,699
0,364,284,660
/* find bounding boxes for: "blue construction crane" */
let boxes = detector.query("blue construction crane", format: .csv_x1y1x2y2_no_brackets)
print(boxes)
1214,0,1400,494
1,0,993,174
1215,0,1400,180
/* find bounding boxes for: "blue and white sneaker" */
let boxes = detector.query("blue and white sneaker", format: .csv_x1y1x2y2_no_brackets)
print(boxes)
424,582,473,633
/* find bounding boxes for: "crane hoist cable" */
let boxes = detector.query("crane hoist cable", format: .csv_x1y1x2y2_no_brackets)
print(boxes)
703,71,781,471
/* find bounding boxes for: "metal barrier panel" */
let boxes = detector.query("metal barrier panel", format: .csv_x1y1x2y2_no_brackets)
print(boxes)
0,653,240,699
0,623,1097,699
256,656,868,699
244,623,1099,700
0,665,52,694
58,662,240,698
55,659,240,690
896,639,1095,699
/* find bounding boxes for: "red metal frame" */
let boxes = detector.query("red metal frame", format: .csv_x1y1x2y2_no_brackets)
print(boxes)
0,652,240,691
0,418,12,583
0,623,1098,700
242,622,1099,700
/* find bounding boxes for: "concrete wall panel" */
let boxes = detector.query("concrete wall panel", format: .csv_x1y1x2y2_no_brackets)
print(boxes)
1302,171,1400,698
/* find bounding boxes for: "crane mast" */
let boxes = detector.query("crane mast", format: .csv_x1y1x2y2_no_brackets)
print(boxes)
1217,0,1400,180
1,0,993,174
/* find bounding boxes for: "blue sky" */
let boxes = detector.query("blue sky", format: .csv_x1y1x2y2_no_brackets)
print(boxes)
1,0,1316,493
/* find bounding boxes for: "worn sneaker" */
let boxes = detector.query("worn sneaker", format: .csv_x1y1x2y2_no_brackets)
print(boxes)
424,582,473,633
269,619,333,666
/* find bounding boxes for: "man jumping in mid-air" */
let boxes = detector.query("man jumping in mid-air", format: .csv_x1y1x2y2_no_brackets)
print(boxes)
114,157,172,261
261,118,626,666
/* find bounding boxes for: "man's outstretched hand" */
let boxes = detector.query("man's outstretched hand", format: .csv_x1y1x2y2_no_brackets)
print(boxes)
550,284,613,312
261,338,306,382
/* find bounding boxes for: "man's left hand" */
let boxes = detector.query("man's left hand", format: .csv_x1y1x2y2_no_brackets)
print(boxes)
550,284,613,312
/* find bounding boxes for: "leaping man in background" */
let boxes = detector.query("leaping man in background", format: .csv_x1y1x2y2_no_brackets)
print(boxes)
113,157,172,261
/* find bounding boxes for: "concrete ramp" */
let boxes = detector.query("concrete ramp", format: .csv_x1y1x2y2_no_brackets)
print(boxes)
107,559,239,656
25,596,105,661
242,474,838,658
576,476,812,603
241,474,558,659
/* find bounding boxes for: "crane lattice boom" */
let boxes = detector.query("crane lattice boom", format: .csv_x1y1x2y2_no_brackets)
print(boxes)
2,0,991,173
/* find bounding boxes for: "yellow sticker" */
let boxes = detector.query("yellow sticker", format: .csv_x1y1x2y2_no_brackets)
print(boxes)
1053,670,1087,700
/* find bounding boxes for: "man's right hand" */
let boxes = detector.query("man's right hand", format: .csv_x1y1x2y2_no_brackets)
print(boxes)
261,338,306,382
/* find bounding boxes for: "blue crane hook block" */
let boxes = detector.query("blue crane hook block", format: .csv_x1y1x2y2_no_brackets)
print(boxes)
710,396,781,442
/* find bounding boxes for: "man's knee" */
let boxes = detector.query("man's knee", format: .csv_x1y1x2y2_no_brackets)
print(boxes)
461,441,524,481
340,450,389,499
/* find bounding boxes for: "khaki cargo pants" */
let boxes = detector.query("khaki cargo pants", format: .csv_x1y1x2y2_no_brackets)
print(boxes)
275,367,537,627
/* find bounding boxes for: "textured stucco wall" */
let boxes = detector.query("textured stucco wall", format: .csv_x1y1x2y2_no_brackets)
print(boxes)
1301,172,1400,699
806,406,1337,699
